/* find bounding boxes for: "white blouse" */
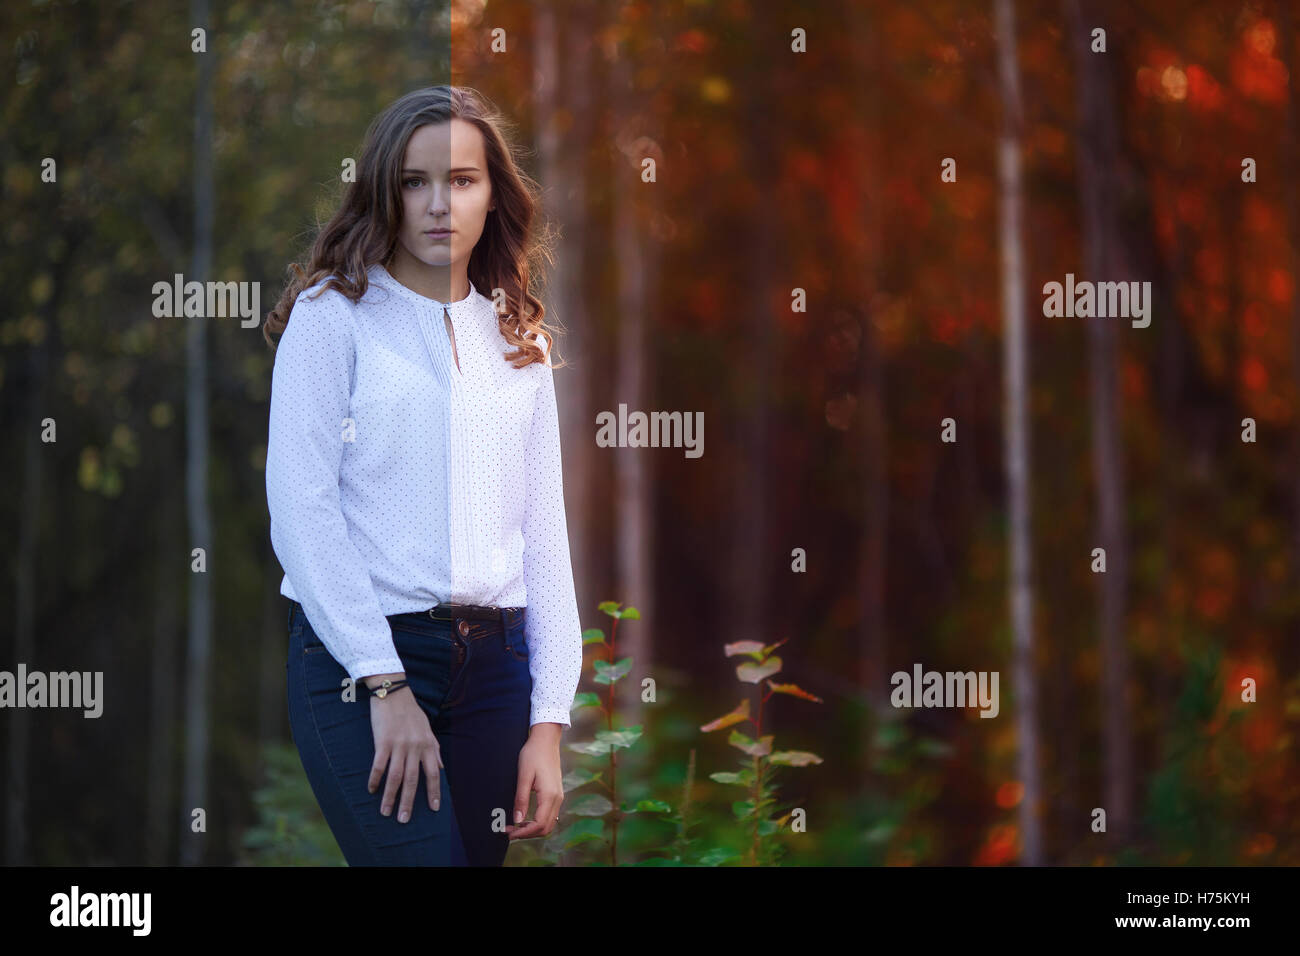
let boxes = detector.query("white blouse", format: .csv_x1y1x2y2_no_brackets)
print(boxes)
266,263,583,728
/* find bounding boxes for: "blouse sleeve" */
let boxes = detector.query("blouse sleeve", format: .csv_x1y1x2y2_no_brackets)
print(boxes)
520,351,584,727
266,286,405,683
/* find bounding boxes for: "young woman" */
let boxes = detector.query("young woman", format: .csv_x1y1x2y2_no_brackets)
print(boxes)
263,86,583,866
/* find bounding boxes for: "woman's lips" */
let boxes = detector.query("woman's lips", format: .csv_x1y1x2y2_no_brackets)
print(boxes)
426,230,452,239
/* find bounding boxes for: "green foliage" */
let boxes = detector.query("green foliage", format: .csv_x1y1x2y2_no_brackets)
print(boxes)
700,636,825,865
535,616,830,867
528,599,715,866
1144,639,1247,865
239,740,344,866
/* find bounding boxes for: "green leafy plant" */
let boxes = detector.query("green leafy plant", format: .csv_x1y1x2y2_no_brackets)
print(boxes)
239,740,345,866
535,600,700,865
701,638,824,865
1144,638,1247,865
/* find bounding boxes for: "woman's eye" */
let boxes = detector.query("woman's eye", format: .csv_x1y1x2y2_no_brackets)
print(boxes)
454,176,472,187
404,177,424,188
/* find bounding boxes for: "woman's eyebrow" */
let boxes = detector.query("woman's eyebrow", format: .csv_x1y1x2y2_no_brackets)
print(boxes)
401,167,482,174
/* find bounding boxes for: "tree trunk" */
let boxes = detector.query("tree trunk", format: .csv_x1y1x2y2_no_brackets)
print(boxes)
6,306,48,866
995,0,1043,865
147,482,180,864
536,0,598,683
1065,0,1135,845
181,0,215,866
849,0,890,738
1279,1,1300,684
608,16,657,733
257,550,283,763
731,19,777,742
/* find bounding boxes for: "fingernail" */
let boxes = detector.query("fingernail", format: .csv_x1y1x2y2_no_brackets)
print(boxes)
382,806,391,816
433,800,440,811
399,810,409,822
514,810,523,823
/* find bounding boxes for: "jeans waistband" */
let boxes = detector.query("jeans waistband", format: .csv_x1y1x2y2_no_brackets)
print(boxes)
291,600,524,632
413,602,525,631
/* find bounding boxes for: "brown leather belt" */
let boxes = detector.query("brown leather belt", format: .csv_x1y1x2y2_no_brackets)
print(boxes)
426,602,524,629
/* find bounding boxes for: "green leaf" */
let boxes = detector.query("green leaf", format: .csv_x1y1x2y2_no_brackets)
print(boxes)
732,800,756,820
725,638,788,660
593,657,633,684
595,725,642,750
582,628,607,646
634,799,672,813
619,606,641,620
568,739,613,756
557,818,606,849
571,691,601,710
737,656,782,683
768,750,823,767
708,770,753,787
765,681,824,703
728,729,773,756
597,600,622,616
561,768,603,792
700,697,750,732
567,793,614,817
757,818,781,836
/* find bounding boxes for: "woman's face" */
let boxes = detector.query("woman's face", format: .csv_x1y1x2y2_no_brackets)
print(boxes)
394,118,493,276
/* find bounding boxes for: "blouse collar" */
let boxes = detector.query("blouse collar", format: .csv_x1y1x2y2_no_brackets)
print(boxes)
366,262,481,320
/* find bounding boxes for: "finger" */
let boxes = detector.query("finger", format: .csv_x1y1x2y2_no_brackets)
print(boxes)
537,792,563,836
380,750,404,817
398,752,420,823
512,769,534,829
527,792,558,837
368,744,391,795
424,746,442,811
508,817,548,840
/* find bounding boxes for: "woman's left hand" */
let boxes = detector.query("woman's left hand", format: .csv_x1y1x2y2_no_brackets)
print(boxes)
507,723,564,840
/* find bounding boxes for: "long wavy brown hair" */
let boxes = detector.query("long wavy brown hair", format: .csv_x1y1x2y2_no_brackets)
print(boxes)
262,85,563,369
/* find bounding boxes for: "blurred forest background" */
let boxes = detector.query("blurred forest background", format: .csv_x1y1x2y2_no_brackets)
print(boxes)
2,0,1298,866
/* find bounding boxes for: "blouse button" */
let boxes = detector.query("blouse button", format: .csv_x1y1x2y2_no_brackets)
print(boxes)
457,620,470,637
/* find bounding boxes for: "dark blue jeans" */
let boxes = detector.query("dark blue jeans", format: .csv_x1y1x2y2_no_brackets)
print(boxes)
285,600,532,866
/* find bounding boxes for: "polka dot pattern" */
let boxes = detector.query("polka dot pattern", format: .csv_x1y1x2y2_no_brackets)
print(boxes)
266,263,583,727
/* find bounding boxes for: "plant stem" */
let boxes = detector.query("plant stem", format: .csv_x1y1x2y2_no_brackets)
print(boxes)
607,614,620,866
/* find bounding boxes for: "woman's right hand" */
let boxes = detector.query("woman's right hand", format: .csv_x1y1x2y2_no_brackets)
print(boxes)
363,673,442,823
